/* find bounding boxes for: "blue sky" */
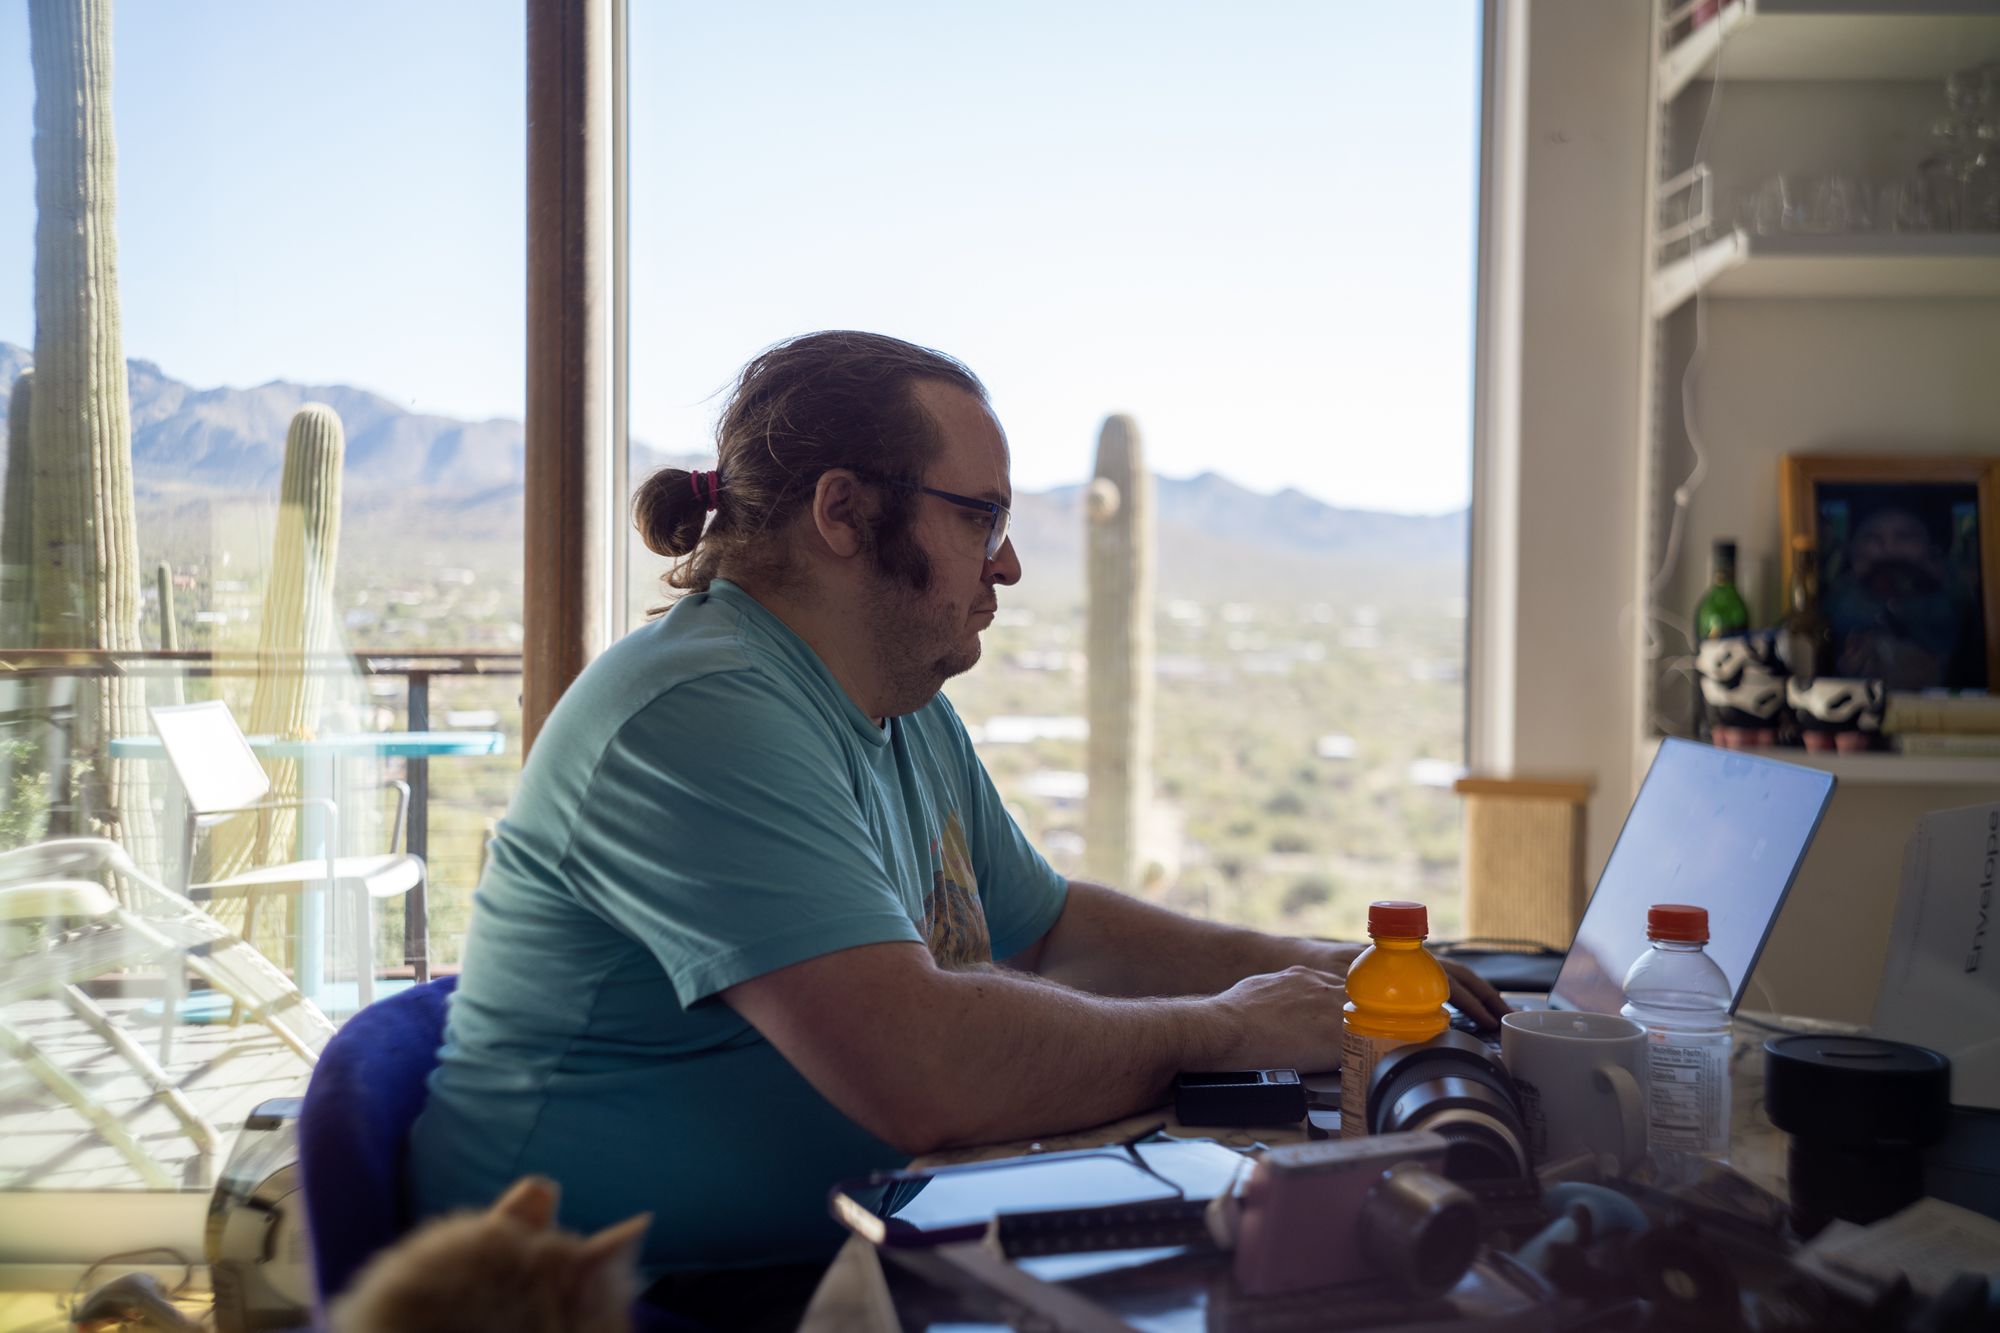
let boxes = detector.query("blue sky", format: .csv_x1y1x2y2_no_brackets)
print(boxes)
1,2,1480,513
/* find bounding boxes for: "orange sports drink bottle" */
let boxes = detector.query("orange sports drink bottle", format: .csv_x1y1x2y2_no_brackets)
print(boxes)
1340,900,1449,1137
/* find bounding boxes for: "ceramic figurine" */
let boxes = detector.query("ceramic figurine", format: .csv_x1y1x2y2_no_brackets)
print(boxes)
1696,631,1786,749
1786,677,1886,754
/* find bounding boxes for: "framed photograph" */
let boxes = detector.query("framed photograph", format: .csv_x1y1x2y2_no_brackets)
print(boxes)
1780,455,2000,693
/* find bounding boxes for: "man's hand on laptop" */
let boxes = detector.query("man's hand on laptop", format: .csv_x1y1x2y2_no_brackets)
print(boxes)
1442,964,1510,1030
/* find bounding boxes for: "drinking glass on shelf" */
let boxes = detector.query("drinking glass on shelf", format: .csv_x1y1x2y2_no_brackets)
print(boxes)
1744,175,1788,235
1922,155,1968,232
1981,62,2000,143
1936,61,2000,230
1813,175,1871,234
1746,174,1873,234
1934,114,1980,179
1786,175,1835,233
1878,177,1935,234
1943,61,1997,125
1966,162,2000,232
1743,175,1821,234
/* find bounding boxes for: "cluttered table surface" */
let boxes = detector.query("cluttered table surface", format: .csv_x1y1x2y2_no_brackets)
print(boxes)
797,1013,2000,1332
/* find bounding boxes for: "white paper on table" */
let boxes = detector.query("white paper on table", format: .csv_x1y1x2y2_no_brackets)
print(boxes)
1799,1198,2000,1300
1869,802,2000,1110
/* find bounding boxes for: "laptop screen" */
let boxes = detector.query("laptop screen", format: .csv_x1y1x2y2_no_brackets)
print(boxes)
1549,739,1836,1017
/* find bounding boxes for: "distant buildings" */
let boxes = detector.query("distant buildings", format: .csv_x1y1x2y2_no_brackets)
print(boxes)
1316,733,1357,761
1022,770,1087,802
1404,658,1464,683
445,709,502,728
1406,758,1464,789
1008,650,1073,673
969,715,1087,745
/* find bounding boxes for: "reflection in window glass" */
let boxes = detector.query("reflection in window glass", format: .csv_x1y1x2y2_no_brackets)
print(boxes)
629,3,1480,940
0,0,522,1194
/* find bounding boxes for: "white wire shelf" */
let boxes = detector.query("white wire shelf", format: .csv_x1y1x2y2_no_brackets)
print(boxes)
1661,0,2000,104
1651,228,2000,315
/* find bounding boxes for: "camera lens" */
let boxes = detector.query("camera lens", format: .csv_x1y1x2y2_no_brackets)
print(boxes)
1367,1030,1531,1181
1764,1035,1950,1235
1357,1162,1482,1297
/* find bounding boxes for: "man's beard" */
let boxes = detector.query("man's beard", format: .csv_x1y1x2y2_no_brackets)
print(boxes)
863,534,983,717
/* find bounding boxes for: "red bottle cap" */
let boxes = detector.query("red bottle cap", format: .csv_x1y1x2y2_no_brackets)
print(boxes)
1647,904,1709,943
1367,900,1428,938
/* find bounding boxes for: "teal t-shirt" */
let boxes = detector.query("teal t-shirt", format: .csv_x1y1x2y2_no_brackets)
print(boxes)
408,580,1068,1272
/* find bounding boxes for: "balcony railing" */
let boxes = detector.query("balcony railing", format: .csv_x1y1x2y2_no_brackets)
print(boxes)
0,648,523,970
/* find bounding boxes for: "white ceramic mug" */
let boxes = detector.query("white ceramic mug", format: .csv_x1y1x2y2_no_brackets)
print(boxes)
1500,1010,1649,1173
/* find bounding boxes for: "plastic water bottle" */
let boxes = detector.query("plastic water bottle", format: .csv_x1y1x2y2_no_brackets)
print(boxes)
1620,904,1732,1160
1341,900,1449,1137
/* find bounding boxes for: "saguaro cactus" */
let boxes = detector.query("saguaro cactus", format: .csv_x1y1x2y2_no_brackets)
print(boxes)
27,0,154,852
211,404,345,882
2,369,33,643
154,560,176,651
248,405,345,739
154,560,185,711
1084,414,1155,892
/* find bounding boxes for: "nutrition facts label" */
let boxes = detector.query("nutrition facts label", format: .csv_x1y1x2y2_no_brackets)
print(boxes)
1340,1029,1403,1137
1646,1040,1727,1154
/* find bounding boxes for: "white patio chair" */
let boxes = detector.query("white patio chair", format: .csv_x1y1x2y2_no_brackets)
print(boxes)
147,701,430,1011
0,875,214,1187
0,835,335,1058
0,837,337,1187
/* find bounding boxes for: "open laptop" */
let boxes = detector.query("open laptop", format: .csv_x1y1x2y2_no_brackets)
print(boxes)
1452,738,1838,1036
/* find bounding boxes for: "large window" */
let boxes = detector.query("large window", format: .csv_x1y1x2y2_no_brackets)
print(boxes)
0,0,1483,1218
0,0,523,1202
629,3,1482,940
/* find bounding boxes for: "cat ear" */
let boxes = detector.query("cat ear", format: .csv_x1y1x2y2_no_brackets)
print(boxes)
490,1175,560,1230
576,1212,651,1278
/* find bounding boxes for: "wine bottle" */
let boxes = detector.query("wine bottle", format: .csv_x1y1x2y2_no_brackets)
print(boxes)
1776,536,1833,684
1695,539,1750,641
1692,540,1750,744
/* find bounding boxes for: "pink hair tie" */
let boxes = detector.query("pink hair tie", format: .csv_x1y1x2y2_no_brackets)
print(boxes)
688,470,721,512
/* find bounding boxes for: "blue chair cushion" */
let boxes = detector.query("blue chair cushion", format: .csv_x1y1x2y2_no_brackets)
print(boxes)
297,973,709,1331
298,973,458,1306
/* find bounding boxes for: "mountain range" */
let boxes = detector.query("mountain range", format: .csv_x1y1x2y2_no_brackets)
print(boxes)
0,342,1466,597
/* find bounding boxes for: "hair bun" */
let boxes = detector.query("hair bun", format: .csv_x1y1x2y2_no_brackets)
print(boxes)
633,467,709,558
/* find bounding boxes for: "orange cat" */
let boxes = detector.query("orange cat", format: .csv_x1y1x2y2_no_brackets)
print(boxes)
328,1176,650,1333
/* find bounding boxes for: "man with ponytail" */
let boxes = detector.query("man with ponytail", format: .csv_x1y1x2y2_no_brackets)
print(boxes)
412,330,1505,1325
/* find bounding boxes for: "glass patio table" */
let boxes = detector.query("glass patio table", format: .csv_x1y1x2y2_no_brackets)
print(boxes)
110,730,504,1008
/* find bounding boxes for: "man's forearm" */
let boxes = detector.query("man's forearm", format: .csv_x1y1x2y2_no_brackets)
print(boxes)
894,964,1239,1150
1027,880,1354,998
726,940,1349,1155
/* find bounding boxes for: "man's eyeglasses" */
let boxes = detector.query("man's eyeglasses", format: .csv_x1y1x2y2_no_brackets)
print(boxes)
870,478,1012,562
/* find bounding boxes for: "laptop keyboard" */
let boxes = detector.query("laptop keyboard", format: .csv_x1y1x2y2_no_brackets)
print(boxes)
1447,1004,1508,1053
